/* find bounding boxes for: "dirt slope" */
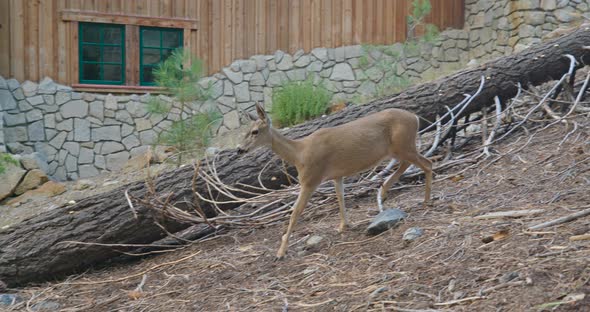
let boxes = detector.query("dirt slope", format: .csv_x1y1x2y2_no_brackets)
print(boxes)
4,117,590,311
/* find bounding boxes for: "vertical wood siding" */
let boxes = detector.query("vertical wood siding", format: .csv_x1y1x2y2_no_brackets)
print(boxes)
0,0,464,84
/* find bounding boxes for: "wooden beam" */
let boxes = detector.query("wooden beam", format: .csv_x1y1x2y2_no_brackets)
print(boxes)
72,83,166,94
125,25,140,86
60,9,198,30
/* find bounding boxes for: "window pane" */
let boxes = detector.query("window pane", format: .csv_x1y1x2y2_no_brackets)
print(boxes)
82,45,100,62
143,48,161,65
103,46,122,63
142,66,155,83
81,26,100,43
162,49,175,60
103,27,122,44
163,31,181,48
103,64,122,81
142,29,160,47
82,63,100,81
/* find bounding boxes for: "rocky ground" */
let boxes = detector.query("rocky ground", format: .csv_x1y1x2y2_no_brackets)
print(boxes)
0,108,588,311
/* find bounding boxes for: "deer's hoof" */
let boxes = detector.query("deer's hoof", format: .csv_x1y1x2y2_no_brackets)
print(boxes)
338,224,347,233
276,249,287,260
423,200,434,208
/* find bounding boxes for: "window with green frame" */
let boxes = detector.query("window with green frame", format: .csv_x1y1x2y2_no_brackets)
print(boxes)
79,23,125,84
140,27,184,86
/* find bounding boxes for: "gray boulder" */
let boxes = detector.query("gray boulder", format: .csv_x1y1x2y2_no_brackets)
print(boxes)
0,162,26,201
20,152,49,172
366,208,407,235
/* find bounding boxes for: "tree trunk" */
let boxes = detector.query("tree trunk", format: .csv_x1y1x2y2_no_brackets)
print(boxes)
1,26,590,287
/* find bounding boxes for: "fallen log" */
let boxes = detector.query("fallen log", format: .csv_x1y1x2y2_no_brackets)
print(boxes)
1,25,590,287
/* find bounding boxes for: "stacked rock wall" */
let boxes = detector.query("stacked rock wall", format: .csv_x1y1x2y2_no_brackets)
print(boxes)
0,0,587,180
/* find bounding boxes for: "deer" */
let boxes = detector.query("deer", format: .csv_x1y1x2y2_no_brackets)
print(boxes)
237,103,433,259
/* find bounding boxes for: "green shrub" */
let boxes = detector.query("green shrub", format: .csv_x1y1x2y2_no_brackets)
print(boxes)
0,153,18,175
271,79,332,127
158,109,221,155
147,48,220,166
407,0,438,41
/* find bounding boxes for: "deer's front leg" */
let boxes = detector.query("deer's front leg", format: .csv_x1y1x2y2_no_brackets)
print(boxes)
334,178,347,233
276,185,316,259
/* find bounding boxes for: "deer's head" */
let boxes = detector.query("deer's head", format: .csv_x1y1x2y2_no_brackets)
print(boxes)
237,103,272,155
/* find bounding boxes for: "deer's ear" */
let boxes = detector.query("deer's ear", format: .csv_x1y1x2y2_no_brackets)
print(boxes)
247,111,257,121
255,102,267,121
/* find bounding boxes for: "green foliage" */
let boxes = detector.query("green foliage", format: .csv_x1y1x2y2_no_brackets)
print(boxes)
422,24,440,43
158,110,221,154
356,0,439,101
147,48,220,166
146,96,170,115
377,73,411,97
0,153,18,175
407,0,437,41
153,49,210,103
271,79,332,127
408,0,432,25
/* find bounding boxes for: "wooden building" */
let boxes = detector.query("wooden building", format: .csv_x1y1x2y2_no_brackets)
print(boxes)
0,0,464,93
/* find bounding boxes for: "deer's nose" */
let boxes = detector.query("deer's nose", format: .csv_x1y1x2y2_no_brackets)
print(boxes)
236,146,246,155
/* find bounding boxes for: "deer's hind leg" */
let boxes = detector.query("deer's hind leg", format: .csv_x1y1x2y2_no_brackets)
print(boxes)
379,160,411,205
406,153,433,204
334,178,347,232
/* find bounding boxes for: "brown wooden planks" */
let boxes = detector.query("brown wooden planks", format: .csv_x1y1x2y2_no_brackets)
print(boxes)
10,0,25,80
39,0,55,79
0,0,11,77
125,25,139,85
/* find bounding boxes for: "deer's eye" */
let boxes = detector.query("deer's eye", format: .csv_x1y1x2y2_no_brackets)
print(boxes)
251,129,259,135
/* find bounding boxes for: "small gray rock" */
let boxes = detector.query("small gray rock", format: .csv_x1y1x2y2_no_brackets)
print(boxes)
28,120,45,141
20,152,48,172
311,48,328,62
78,165,100,179
27,95,45,106
21,80,38,97
234,82,250,102
31,300,60,311
402,227,424,241
0,293,23,306
222,67,243,84
305,235,324,248
499,271,520,284
60,100,88,118
100,141,125,154
205,147,220,156
330,63,355,81
74,118,91,142
74,179,96,190
0,89,17,110
38,77,58,94
92,125,121,141
367,208,407,235
105,151,130,171
7,142,33,154
7,79,20,91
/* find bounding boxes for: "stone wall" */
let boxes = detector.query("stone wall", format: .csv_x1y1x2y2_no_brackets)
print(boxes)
0,77,194,180
0,0,587,181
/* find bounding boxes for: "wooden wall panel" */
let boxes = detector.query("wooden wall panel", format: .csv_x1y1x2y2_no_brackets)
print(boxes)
9,0,25,81
0,0,10,76
2,0,465,84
